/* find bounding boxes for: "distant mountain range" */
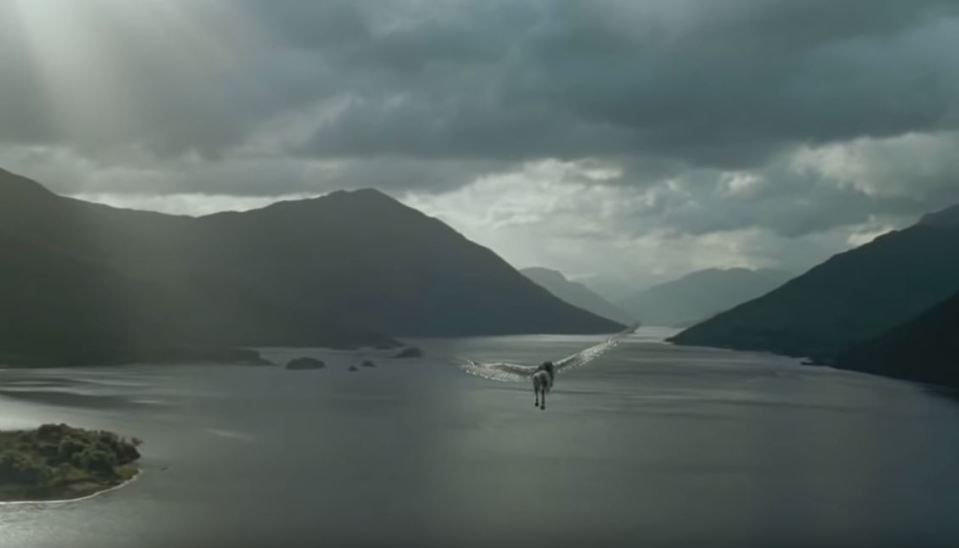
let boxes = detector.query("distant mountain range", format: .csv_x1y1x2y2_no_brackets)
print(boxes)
0,168,621,366
521,267,635,325
619,268,793,327
671,205,959,365
837,290,959,387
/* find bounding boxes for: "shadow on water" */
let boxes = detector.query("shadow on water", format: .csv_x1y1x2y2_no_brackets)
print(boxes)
0,372,160,409
0,389,153,409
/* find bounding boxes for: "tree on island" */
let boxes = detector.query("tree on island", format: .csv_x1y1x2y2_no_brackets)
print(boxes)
0,424,142,501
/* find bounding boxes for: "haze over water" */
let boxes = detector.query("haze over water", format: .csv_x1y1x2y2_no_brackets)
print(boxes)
1,329,958,547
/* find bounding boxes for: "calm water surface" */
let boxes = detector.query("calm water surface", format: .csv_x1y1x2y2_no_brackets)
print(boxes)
1,328,958,548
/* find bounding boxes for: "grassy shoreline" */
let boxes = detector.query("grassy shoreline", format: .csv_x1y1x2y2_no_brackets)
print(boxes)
0,424,142,503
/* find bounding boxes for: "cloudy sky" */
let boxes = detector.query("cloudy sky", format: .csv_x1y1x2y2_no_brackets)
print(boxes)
1,0,958,296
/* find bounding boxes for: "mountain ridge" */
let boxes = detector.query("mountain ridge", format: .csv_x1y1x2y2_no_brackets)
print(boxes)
521,267,635,325
0,169,622,366
670,205,959,361
620,267,793,327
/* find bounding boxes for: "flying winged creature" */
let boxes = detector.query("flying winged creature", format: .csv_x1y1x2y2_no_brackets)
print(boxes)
460,326,636,410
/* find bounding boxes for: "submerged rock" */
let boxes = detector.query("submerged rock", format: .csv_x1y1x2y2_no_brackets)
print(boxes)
361,360,376,368
348,365,359,372
393,347,424,359
285,357,326,370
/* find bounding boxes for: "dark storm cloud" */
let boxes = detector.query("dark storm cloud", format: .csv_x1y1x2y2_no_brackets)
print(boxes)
631,165,913,238
0,0,958,245
275,0,959,167
3,0,956,162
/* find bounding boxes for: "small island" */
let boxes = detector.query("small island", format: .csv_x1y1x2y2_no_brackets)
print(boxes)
0,424,141,502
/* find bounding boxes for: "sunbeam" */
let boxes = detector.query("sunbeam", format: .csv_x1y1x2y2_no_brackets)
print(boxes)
11,0,129,143
8,0,265,155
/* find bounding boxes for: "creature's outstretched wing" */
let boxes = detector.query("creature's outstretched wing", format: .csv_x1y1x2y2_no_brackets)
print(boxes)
459,325,636,383
459,360,538,382
554,335,621,373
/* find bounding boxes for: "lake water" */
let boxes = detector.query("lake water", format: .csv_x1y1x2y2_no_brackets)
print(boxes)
1,328,958,548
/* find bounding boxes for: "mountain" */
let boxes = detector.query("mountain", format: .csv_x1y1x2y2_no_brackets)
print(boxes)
521,267,635,325
670,207,959,360
620,268,793,327
837,291,959,387
0,168,622,366
918,203,959,229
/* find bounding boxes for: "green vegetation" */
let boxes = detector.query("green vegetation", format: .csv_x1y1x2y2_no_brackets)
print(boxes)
0,424,141,502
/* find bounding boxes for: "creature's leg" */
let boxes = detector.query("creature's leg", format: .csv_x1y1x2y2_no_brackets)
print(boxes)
534,386,539,407
540,391,546,410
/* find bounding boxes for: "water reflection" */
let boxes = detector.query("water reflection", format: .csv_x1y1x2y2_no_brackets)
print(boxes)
0,332,958,547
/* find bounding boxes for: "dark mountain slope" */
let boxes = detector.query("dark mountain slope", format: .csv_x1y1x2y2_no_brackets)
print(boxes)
189,190,623,336
670,211,959,360
0,168,620,365
837,291,959,387
521,267,635,325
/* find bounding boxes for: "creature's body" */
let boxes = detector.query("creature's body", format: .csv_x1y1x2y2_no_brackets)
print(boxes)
532,361,555,410
460,326,634,410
